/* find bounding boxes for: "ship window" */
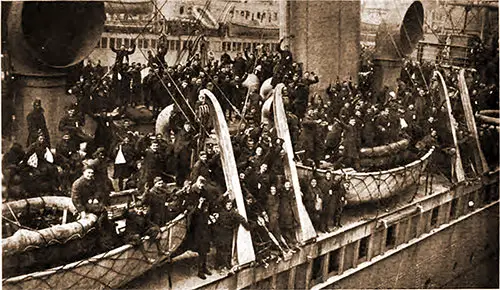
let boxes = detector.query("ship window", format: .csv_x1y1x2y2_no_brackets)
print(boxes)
430,207,439,226
343,243,355,270
245,11,250,20
116,38,122,48
180,6,184,15
95,39,101,48
276,270,289,289
236,42,242,51
358,236,369,259
138,39,143,48
175,40,180,50
240,11,245,17
294,263,308,289
257,12,261,19
151,39,157,49
252,13,254,20
101,37,108,48
124,38,130,47
143,39,149,49
328,249,340,273
130,39,136,47
254,277,272,289
109,38,116,49
274,12,278,20
232,42,237,51
262,12,266,21
385,224,396,248
311,255,325,285
449,198,457,219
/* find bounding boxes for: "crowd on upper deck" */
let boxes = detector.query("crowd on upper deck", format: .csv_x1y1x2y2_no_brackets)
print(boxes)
2,35,498,277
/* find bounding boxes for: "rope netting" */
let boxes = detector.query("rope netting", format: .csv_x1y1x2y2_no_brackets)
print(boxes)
297,147,435,205
3,205,189,290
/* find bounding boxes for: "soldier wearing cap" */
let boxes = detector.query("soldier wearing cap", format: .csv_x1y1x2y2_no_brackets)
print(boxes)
212,197,249,272
58,104,89,149
279,180,299,248
71,165,109,216
26,99,50,147
190,150,211,182
141,140,166,189
71,164,117,250
174,121,196,186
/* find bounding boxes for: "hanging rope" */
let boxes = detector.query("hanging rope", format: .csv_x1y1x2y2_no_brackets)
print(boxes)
107,1,198,127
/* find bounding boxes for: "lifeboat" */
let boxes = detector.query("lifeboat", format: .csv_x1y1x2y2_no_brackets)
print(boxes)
2,196,189,290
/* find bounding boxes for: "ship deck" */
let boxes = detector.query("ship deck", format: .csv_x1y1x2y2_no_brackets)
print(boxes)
124,173,454,289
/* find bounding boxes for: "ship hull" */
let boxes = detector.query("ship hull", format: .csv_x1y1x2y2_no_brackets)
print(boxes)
131,170,498,289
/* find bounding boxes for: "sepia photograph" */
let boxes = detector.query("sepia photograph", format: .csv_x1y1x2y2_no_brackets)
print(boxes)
1,0,498,289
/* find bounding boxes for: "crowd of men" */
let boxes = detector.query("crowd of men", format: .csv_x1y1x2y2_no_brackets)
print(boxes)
2,36,498,279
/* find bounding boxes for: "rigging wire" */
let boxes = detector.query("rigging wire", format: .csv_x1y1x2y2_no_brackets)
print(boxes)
75,0,172,106
172,0,213,65
108,1,197,125
147,0,243,118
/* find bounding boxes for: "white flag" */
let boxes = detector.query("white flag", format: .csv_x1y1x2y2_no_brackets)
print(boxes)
400,118,408,129
115,145,126,164
27,153,38,168
44,148,54,163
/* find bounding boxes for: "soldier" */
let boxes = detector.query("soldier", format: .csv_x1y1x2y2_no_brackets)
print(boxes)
337,117,361,170
113,134,137,191
173,122,196,186
212,198,250,272
305,178,323,231
140,176,169,226
266,185,282,240
279,180,299,248
71,165,117,250
190,151,211,182
26,99,50,147
141,140,166,189
25,133,60,195
332,174,347,228
256,163,271,203
188,177,213,279
319,171,336,231
111,44,136,69
58,104,89,149
324,120,343,163
56,132,78,193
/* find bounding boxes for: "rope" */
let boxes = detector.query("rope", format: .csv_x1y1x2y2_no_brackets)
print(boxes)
107,1,196,126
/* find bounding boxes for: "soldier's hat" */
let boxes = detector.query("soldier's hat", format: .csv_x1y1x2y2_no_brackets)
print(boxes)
83,159,99,171
67,103,78,111
92,147,106,158
62,131,71,139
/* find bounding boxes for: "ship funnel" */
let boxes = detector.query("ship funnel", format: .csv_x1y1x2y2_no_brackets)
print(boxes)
7,1,106,71
372,1,424,94
4,1,105,147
